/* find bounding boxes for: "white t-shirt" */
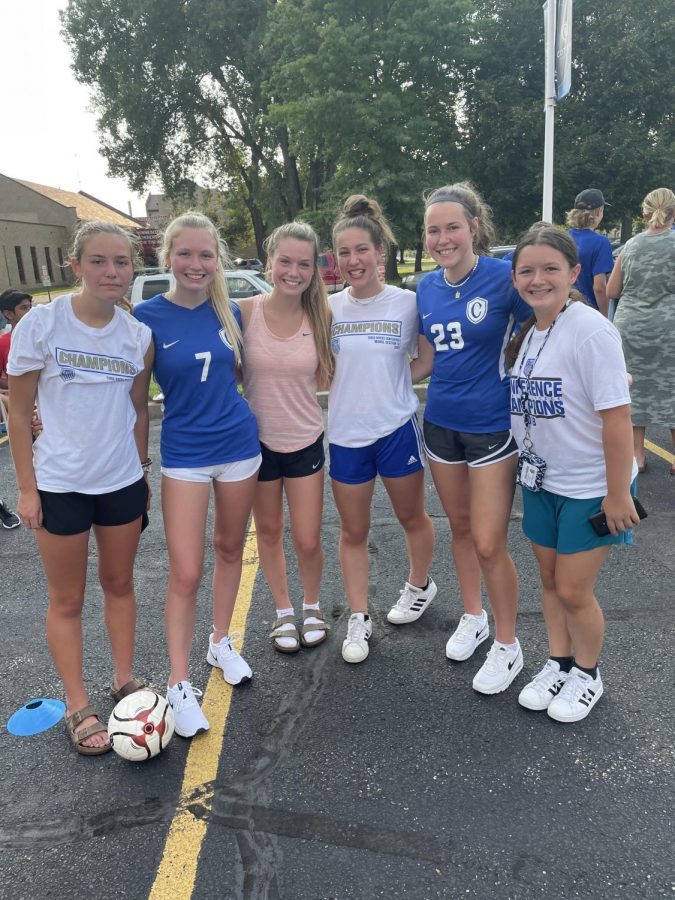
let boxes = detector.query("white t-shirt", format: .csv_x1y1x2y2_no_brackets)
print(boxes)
8,295,152,493
327,284,419,447
510,301,637,499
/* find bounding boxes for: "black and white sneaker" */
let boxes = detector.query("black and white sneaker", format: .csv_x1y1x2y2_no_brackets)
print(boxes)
547,666,603,723
387,577,437,624
473,641,523,694
0,500,20,529
518,659,568,711
445,612,489,661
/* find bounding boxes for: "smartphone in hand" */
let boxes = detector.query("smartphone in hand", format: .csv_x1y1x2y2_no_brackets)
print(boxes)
588,497,648,537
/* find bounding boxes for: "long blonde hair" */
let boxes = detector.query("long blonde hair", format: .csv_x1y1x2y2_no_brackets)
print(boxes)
642,188,675,229
565,207,602,230
424,182,496,256
161,212,243,366
264,221,334,383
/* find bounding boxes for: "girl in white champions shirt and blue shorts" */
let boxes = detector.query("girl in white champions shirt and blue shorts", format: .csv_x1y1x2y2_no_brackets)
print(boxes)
238,222,333,655
135,213,261,739
508,226,639,722
412,183,531,696
8,221,153,756
328,195,436,664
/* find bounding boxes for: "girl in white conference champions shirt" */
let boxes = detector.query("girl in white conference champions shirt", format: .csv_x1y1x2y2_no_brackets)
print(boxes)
508,226,639,724
328,195,436,665
8,221,153,756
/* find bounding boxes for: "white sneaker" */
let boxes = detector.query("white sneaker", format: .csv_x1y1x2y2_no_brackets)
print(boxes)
387,577,438,624
473,642,523,694
207,632,253,685
518,659,568,711
342,613,373,664
166,681,210,738
445,612,489,661
547,666,603,723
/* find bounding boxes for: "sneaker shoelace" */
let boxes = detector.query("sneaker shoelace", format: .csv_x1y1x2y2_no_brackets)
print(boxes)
395,585,417,610
557,670,591,703
482,645,512,673
347,617,369,643
171,684,203,712
212,630,243,655
529,662,563,694
454,615,483,642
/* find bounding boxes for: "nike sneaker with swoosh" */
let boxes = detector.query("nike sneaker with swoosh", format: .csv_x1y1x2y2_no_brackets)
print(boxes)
445,611,489,661
472,641,523,694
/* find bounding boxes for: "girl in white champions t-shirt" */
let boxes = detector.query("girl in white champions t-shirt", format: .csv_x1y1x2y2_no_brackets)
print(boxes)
508,226,639,723
328,195,436,664
238,222,333,654
8,221,153,756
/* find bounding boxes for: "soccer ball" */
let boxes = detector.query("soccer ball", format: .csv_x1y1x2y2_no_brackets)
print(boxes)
108,690,175,761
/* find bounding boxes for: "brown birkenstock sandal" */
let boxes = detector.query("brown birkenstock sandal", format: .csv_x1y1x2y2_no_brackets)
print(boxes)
110,678,147,704
300,610,329,648
270,614,301,653
66,705,111,756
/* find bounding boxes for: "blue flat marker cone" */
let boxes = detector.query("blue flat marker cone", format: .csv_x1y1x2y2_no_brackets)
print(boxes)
7,698,66,736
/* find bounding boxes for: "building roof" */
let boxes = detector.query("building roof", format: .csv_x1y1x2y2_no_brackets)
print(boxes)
17,180,140,229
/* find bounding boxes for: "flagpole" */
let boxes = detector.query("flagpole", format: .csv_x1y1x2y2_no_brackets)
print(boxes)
543,0,557,223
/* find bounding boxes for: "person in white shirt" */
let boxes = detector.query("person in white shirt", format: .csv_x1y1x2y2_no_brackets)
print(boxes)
508,226,640,723
8,221,153,755
328,195,436,664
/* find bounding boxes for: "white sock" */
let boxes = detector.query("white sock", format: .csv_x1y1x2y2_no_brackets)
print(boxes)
465,610,486,622
273,607,298,649
302,603,324,644
493,638,519,653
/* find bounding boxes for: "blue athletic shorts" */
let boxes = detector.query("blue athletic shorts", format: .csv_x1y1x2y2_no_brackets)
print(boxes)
521,482,636,554
329,417,425,485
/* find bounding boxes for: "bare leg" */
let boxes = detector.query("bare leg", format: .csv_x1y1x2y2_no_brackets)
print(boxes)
331,479,375,613
36,528,108,749
633,426,646,469
253,479,290,611
428,460,482,615
211,472,258,641
94,518,143,691
382,469,434,586
531,543,572,657
554,547,610,668
162,476,210,685
284,470,325,605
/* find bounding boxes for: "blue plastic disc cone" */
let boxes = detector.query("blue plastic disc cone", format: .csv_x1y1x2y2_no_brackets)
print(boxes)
7,698,66,736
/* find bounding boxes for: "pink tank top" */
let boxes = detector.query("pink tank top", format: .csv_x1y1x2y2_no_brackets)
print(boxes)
242,295,324,452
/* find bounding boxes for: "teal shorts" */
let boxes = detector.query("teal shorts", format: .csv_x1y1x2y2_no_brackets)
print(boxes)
521,482,636,554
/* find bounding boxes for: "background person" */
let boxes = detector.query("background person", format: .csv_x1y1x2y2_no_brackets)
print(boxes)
508,226,639,722
135,212,260,738
565,188,615,317
607,187,675,474
7,221,152,755
413,182,531,696
328,195,436,664
238,222,333,653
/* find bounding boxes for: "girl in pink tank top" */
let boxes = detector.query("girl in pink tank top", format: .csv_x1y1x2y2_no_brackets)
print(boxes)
238,222,333,654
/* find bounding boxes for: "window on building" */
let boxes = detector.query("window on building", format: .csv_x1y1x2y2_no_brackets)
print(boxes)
57,248,66,282
44,248,54,282
14,247,26,284
30,246,40,281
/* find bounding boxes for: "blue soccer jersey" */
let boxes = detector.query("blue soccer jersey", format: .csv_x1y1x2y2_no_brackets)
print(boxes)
568,228,614,310
135,296,259,467
417,257,531,433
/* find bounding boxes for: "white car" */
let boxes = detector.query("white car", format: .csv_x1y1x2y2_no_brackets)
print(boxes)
130,270,272,306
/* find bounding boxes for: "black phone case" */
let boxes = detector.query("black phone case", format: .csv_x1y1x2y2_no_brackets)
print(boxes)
588,497,648,537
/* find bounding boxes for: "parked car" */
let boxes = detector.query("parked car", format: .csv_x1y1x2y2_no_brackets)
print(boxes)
130,270,272,306
318,252,344,293
401,246,517,292
233,257,264,272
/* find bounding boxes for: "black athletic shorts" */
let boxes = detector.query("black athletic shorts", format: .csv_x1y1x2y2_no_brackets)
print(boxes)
423,421,519,468
258,433,325,482
39,476,149,536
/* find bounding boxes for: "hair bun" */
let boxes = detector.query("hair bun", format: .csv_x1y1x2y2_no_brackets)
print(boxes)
343,194,378,219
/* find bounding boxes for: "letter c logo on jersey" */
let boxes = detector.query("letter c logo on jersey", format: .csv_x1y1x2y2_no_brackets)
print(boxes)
466,297,488,324
218,328,234,350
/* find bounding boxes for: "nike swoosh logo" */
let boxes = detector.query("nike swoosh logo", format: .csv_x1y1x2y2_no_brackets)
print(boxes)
488,443,499,450
422,312,432,319
303,332,312,336
163,340,180,349
312,460,321,469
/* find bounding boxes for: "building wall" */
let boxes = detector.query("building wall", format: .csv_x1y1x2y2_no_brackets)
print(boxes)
0,174,76,291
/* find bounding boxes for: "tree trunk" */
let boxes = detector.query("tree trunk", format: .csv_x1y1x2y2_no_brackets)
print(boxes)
386,247,399,281
620,215,633,243
414,241,423,272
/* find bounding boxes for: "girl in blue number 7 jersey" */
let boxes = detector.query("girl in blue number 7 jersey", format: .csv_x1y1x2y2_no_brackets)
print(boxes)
412,183,531,696
135,213,261,739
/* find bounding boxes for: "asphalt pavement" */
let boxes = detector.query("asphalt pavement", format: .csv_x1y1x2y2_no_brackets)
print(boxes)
0,413,673,900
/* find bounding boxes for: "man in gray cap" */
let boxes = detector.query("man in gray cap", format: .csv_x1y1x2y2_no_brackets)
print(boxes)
565,189,615,316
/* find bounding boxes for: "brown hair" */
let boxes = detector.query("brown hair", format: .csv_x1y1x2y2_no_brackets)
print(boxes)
161,212,242,366
424,182,496,256
264,221,334,383
505,226,586,370
332,194,396,255
642,187,675,229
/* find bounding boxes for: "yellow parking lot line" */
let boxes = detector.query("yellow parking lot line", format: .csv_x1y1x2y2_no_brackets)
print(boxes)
645,439,674,465
0,435,8,447
149,529,259,900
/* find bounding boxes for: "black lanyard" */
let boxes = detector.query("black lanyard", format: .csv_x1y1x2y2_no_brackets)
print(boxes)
517,303,568,444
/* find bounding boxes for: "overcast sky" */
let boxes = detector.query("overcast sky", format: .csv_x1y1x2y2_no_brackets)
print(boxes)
0,1,155,218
